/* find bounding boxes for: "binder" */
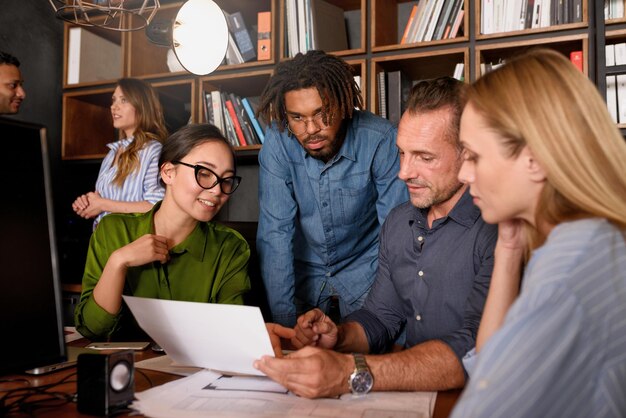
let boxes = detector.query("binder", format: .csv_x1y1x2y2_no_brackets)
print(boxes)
257,11,271,61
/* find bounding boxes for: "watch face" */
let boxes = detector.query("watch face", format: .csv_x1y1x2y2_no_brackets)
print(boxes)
351,370,373,394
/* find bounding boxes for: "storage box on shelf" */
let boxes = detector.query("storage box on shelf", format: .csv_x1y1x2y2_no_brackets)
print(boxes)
63,20,125,88
372,0,468,52
280,0,366,59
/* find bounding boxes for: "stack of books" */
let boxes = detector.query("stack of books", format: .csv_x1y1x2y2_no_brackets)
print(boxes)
285,0,349,57
480,0,582,35
400,0,465,45
203,91,266,147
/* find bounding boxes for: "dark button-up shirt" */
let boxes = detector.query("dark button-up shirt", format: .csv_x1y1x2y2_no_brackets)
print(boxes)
347,189,497,365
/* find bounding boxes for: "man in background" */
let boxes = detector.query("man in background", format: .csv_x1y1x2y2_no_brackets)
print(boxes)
257,77,497,398
0,51,26,115
255,50,408,327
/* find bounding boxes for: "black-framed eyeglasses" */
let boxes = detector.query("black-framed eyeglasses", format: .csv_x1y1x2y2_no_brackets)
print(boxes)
172,161,241,195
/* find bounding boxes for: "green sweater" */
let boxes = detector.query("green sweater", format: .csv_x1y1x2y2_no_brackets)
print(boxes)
75,203,251,340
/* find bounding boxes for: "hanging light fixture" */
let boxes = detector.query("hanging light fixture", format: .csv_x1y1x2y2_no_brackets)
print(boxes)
48,0,160,31
145,0,229,76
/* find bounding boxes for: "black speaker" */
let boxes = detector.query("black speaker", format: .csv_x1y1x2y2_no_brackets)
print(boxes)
77,350,135,416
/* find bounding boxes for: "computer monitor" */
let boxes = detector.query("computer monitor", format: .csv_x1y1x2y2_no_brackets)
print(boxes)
0,118,66,374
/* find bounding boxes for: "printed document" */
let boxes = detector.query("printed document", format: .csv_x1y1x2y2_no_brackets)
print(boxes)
123,296,273,376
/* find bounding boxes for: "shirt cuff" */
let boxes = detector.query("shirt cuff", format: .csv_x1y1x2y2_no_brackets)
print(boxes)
271,312,297,328
462,347,478,378
79,296,120,339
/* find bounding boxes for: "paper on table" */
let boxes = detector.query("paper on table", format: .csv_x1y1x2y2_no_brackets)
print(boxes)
135,355,203,377
132,370,437,418
122,296,274,376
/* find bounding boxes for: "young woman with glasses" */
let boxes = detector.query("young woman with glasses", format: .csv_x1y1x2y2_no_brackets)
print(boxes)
75,124,250,340
72,78,168,230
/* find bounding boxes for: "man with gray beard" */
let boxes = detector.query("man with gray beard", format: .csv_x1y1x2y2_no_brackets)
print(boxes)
256,77,497,398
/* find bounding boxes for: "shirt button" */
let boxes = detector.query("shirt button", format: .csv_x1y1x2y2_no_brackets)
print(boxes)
322,202,328,207
416,315,422,321
417,236,424,242
418,270,424,277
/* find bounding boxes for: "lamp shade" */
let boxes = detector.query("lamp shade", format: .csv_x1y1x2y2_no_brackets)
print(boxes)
172,0,229,75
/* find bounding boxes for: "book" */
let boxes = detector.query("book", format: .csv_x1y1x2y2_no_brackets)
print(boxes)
607,76,619,123
67,27,121,84
424,0,446,41
606,44,616,67
257,11,272,60
210,90,225,134
225,98,248,146
378,71,387,119
310,0,348,52
226,11,256,62
434,0,457,40
286,0,299,56
614,42,626,65
232,93,259,145
297,0,307,53
617,74,626,123
482,0,494,34
569,50,583,72
400,4,418,44
225,32,245,65
242,97,265,143
445,0,465,38
386,70,412,125
453,62,465,80
203,91,212,124
449,5,465,38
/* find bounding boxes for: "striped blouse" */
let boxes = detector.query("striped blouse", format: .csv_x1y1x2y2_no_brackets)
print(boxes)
93,137,164,228
452,218,626,418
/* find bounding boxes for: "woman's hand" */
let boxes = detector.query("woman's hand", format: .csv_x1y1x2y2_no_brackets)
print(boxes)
110,234,170,268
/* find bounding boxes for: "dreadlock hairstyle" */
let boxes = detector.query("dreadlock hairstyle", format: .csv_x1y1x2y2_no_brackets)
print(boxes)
112,78,168,187
256,50,363,131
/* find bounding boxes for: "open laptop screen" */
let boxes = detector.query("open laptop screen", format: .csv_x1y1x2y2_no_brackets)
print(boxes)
0,118,66,374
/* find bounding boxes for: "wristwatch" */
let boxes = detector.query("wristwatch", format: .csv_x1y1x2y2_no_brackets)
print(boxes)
348,353,374,395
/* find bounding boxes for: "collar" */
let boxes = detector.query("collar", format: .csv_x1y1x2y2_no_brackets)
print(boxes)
107,136,134,151
412,188,481,229
139,201,208,261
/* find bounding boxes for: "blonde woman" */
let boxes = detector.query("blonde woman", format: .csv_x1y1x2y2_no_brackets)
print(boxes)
452,49,626,417
72,78,168,229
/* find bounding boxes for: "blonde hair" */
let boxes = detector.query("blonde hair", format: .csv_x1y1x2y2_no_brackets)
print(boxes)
113,78,168,186
466,48,626,248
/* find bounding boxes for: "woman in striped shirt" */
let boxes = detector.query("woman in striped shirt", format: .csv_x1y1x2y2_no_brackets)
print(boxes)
453,49,626,417
72,78,168,229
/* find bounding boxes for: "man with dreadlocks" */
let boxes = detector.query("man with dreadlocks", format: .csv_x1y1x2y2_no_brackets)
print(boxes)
256,51,408,328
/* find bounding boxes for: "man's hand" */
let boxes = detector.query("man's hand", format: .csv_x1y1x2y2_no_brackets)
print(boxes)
292,308,339,349
254,346,354,398
265,323,296,358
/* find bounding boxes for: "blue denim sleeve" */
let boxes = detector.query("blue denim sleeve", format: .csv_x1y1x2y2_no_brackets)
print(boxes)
371,125,409,224
257,128,299,327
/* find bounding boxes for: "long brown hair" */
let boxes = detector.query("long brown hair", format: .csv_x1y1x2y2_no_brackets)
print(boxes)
113,78,168,186
466,48,626,249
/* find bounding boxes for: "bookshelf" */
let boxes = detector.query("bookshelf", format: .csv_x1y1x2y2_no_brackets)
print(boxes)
60,0,610,162
60,0,276,160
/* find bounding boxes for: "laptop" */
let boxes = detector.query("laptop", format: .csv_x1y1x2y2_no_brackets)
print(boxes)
0,119,76,375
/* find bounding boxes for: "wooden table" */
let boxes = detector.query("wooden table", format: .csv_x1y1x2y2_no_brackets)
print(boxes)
0,345,461,417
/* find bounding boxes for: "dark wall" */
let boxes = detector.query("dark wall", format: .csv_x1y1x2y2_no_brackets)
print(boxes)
1,1,99,284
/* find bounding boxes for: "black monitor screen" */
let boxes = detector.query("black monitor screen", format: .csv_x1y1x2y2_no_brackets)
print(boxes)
0,118,66,374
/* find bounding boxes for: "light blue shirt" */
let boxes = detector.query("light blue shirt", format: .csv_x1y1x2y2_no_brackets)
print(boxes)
94,137,164,227
257,111,409,326
452,218,626,418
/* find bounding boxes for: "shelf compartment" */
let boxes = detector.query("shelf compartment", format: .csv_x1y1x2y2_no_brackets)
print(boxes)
370,47,468,113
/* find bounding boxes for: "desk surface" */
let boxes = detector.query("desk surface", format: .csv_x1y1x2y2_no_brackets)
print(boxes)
0,344,461,418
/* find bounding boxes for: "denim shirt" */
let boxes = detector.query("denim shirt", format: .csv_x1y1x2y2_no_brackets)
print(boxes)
257,110,409,326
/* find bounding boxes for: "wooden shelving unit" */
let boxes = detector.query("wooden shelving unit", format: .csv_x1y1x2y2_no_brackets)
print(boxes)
60,0,612,162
